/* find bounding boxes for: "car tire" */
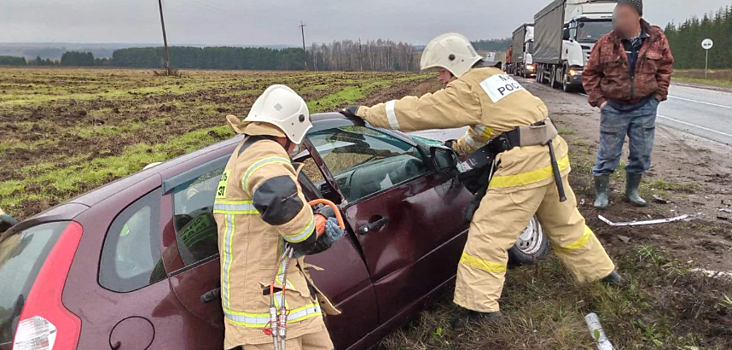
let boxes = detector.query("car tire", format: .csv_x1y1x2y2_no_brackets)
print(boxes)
508,216,548,266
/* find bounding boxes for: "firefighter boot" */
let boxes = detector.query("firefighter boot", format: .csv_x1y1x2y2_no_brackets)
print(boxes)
451,310,503,329
601,270,625,287
594,175,610,210
625,172,647,207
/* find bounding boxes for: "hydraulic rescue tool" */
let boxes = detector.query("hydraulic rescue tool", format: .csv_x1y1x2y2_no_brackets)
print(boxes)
264,198,345,350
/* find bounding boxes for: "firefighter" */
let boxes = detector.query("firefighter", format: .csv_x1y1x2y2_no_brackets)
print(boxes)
215,84,342,350
343,33,621,325
0,207,17,234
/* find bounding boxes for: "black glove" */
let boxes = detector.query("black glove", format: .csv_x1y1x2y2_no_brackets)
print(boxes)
444,139,457,149
314,205,335,219
340,105,361,118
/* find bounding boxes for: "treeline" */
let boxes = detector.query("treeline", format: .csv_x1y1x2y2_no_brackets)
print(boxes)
471,38,512,52
309,39,417,71
1,38,511,71
112,40,419,71
0,56,28,65
0,52,112,66
60,51,112,66
113,46,308,70
665,5,732,69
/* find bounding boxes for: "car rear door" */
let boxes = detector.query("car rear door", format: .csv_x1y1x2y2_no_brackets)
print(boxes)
305,125,474,323
158,145,378,350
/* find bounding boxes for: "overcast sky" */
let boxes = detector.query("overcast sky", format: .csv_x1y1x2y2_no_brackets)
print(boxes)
2,0,730,46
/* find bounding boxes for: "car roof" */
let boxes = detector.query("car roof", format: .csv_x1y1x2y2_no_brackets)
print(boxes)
17,112,401,226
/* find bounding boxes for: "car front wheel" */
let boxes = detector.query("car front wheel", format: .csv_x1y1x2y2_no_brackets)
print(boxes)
508,216,548,265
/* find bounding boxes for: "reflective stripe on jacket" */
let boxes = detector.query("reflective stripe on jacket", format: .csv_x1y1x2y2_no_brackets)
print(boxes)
213,124,336,348
356,67,570,193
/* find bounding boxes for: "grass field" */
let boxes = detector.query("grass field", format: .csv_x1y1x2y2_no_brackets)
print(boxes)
0,67,429,218
672,69,732,88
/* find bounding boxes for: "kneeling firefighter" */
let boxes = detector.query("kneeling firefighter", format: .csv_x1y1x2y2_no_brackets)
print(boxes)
343,33,622,324
215,84,343,350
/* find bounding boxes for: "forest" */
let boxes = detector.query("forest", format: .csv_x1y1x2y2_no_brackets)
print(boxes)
664,5,732,69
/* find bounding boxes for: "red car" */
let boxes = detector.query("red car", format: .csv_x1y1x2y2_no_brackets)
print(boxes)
0,114,547,350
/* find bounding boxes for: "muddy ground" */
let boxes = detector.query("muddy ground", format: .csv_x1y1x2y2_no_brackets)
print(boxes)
0,68,426,218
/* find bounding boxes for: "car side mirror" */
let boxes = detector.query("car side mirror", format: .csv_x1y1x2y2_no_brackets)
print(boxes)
430,146,458,173
562,28,570,41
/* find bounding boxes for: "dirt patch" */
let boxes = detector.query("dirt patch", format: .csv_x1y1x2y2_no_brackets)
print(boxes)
0,68,430,219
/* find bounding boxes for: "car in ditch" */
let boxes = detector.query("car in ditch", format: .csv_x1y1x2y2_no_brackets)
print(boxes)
0,113,548,350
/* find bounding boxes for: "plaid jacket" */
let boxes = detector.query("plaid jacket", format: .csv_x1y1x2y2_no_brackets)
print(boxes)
582,20,674,107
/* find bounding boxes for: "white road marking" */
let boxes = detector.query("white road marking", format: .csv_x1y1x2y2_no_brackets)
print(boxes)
668,95,732,110
657,114,732,138
523,79,732,142
578,92,731,139
581,92,732,110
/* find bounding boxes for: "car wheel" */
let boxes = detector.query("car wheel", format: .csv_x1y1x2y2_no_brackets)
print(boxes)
508,216,548,266
562,67,573,93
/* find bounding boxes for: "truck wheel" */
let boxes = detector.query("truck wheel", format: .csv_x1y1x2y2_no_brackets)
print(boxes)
508,216,548,266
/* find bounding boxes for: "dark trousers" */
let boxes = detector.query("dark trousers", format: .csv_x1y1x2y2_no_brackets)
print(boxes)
593,97,659,176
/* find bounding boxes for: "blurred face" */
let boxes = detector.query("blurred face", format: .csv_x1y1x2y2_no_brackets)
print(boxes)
613,3,641,38
438,68,454,85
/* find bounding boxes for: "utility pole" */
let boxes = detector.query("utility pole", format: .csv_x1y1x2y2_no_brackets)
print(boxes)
157,0,170,70
299,21,307,70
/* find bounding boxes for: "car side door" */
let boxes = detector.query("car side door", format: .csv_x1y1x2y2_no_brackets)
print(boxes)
306,125,474,323
158,146,379,350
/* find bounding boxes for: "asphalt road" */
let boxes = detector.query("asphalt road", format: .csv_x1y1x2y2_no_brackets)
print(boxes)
655,85,732,146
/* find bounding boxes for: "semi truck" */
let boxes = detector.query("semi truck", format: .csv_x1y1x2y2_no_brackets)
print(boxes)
510,23,536,78
533,0,617,92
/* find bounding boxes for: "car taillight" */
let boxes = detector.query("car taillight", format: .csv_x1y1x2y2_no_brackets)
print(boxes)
13,222,83,350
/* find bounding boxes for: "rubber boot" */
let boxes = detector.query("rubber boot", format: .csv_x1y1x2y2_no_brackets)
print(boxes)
601,270,625,287
451,310,503,329
625,172,647,207
594,175,610,210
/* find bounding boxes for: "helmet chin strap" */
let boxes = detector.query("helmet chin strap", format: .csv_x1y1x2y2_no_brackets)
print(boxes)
284,138,293,153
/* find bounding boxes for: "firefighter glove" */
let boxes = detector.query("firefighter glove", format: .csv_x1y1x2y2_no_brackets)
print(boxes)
340,105,361,118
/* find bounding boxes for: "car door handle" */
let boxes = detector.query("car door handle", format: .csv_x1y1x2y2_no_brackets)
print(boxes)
200,287,221,303
358,216,389,235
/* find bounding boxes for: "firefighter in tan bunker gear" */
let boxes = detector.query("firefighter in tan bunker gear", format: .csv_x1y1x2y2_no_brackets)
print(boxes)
215,85,340,350
344,33,621,323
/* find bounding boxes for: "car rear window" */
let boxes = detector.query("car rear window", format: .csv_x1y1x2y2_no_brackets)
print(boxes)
0,221,69,345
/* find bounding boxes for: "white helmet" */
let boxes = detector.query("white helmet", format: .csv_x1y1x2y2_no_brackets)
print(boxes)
420,33,483,78
244,84,312,144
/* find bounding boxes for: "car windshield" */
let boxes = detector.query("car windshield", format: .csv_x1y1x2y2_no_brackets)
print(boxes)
576,20,613,43
0,222,69,345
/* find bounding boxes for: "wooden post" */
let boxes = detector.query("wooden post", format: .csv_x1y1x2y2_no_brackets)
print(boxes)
157,0,170,70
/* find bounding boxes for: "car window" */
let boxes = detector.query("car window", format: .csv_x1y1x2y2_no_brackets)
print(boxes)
172,168,222,266
308,126,428,202
99,189,164,293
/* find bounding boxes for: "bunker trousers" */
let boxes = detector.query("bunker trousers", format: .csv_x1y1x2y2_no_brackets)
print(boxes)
453,173,616,312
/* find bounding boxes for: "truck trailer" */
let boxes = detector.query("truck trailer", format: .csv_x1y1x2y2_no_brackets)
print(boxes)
533,0,617,92
510,23,536,78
